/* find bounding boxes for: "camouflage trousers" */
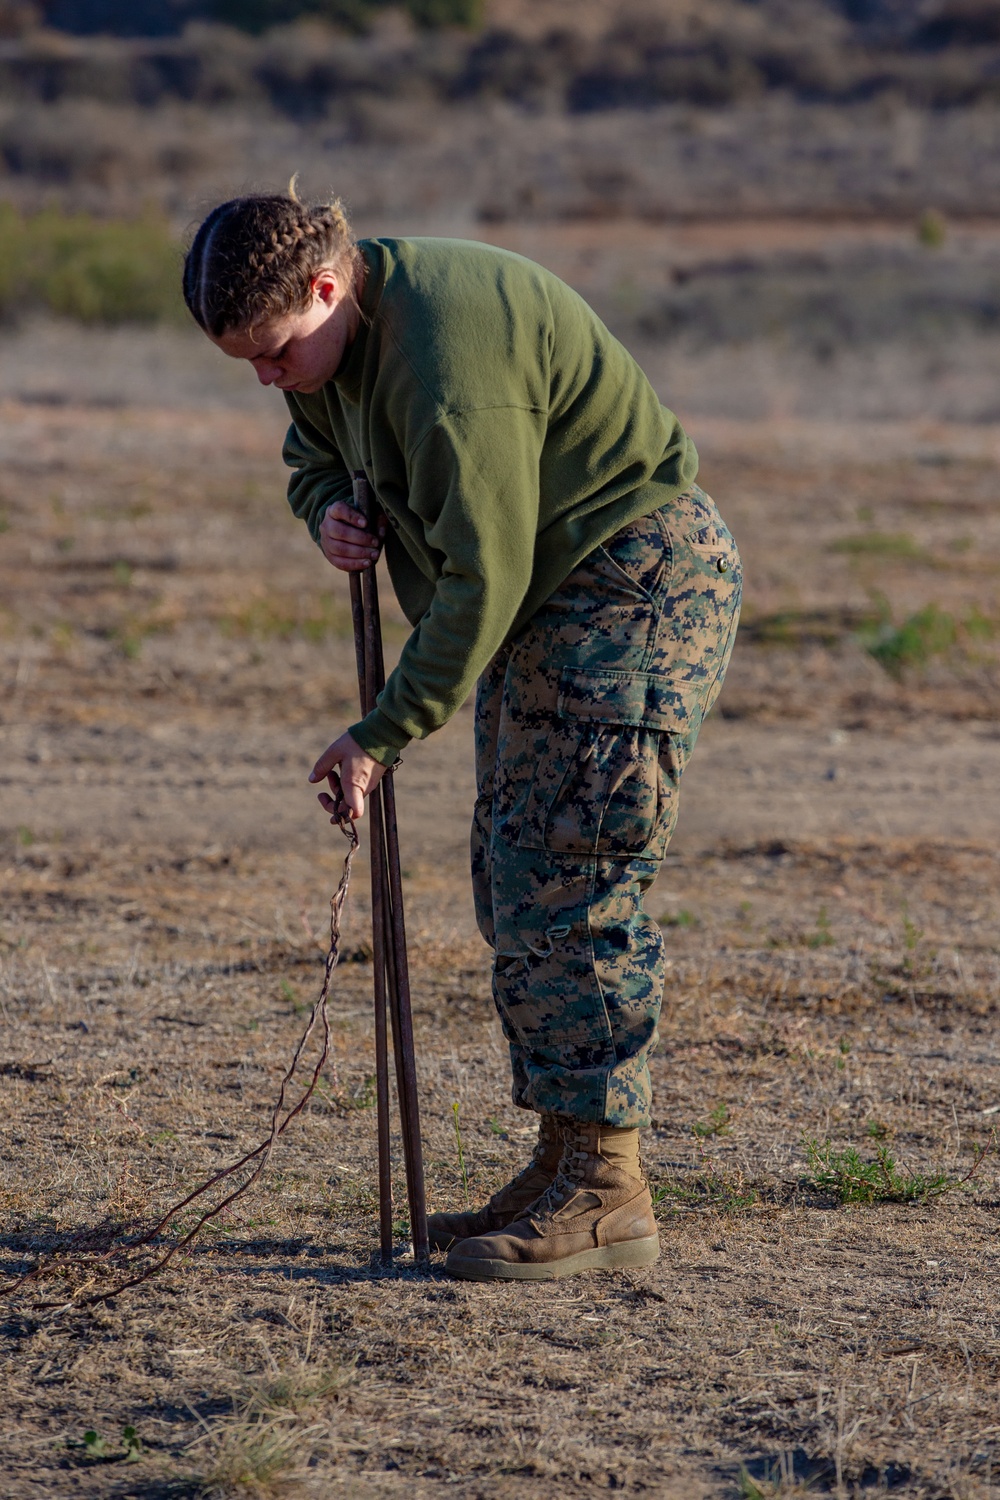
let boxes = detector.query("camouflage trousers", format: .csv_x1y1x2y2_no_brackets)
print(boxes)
471,485,742,1129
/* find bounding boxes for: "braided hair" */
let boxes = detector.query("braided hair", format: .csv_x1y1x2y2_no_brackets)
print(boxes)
183,191,358,338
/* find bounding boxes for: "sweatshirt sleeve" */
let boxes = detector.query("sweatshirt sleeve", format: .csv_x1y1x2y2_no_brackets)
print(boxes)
283,409,355,541
349,404,546,766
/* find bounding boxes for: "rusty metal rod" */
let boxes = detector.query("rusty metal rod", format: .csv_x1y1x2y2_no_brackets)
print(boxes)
350,475,393,1266
363,551,430,1264
352,471,429,1265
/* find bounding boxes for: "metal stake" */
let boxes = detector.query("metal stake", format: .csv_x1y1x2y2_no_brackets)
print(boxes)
350,471,429,1265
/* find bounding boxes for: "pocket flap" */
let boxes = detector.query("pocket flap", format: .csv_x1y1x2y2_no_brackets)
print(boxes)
557,667,704,735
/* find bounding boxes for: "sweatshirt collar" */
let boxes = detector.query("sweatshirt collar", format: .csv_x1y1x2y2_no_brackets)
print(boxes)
332,239,386,401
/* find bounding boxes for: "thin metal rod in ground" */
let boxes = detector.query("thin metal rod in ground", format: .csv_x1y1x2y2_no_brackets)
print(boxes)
353,469,429,1264
361,507,429,1263
368,778,395,1265
361,528,429,1260
351,478,393,1264
379,772,430,1262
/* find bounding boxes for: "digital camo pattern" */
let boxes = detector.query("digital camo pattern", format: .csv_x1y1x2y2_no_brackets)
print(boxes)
471,486,742,1127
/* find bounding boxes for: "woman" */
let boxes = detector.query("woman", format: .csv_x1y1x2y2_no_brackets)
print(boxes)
184,191,742,1281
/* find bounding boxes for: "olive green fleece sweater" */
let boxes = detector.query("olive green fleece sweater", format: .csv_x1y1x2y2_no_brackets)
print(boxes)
283,237,698,766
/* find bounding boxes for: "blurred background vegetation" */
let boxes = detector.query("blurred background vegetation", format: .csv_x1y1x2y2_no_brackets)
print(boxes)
1,0,1000,420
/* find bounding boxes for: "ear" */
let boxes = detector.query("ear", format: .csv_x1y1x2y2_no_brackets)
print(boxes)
312,269,340,306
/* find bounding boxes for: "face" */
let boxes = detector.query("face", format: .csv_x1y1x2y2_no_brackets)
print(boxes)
210,269,358,394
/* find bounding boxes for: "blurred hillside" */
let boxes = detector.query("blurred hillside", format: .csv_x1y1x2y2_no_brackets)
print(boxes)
3,0,1000,222
2,0,1000,421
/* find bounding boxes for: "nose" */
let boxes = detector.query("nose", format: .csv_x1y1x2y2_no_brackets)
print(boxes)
254,361,280,387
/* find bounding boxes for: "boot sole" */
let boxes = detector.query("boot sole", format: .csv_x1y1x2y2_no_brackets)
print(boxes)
445,1234,661,1282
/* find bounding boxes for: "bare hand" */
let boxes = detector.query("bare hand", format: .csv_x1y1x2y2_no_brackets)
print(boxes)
319,501,386,572
309,730,386,821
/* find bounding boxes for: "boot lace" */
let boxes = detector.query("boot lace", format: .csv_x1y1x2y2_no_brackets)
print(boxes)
525,1126,591,1222
488,1115,564,1209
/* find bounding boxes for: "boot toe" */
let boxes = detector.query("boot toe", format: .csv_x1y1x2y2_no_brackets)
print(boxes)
426,1212,474,1251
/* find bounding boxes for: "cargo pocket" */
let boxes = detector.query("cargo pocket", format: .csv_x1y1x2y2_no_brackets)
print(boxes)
516,667,707,858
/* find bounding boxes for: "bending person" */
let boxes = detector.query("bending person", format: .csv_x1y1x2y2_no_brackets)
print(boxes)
184,191,742,1282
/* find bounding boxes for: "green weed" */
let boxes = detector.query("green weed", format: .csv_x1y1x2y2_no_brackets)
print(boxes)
313,1074,376,1114
660,908,699,929
803,1137,952,1205
222,592,354,644
901,904,923,973
739,1454,817,1497
71,1425,143,1462
860,602,958,676
452,1101,470,1206
918,207,948,248
805,906,834,949
280,978,309,1016
830,530,927,562
692,1102,731,1139
110,612,168,661
652,1161,759,1215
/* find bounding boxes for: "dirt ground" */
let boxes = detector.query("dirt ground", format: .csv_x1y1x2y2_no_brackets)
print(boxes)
2,295,1000,1497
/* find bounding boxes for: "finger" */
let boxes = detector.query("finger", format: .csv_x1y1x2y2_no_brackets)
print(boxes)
321,540,377,562
341,778,365,819
308,747,340,784
328,501,371,528
321,518,376,543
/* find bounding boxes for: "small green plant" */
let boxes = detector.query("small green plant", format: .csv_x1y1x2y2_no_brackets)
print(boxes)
830,530,926,562
452,1101,470,1206
900,903,929,978
222,591,355,644
652,1161,758,1215
73,1425,142,1461
806,906,834,949
918,206,947,248
692,1102,731,1139
111,612,167,661
738,1451,816,1497
280,977,309,1016
16,825,35,847
860,603,958,677
803,1138,952,1205
660,908,699,928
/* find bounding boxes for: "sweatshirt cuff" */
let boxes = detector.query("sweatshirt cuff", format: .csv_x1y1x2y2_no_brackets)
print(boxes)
349,709,412,769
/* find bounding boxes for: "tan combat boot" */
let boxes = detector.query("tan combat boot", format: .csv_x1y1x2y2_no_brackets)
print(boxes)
443,1121,659,1281
427,1113,565,1251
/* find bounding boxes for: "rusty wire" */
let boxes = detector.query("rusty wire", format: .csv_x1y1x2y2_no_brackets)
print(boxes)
3,809,360,1312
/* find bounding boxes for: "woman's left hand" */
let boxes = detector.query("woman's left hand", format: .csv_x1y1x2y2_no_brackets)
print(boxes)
309,731,386,821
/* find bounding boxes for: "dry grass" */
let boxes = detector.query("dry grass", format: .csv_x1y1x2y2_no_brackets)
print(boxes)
1,380,1000,1496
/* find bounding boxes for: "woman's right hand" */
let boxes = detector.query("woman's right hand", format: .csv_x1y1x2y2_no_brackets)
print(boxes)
318,500,386,571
